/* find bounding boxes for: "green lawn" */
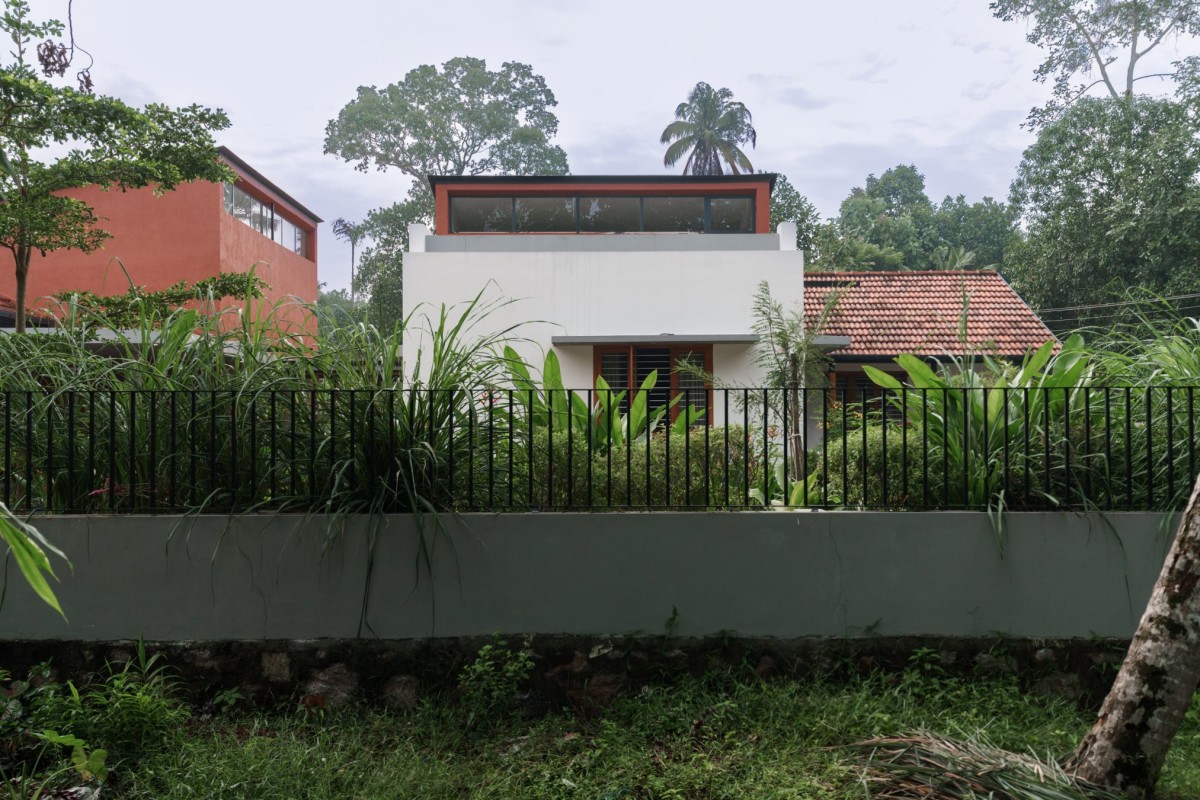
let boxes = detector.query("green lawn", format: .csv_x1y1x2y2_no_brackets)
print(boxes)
98,670,1200,800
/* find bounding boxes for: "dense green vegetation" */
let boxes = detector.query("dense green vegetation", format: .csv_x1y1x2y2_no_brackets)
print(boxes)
3,651,1199,800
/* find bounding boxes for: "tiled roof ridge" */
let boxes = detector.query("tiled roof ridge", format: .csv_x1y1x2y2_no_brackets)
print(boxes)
805,270,1006,278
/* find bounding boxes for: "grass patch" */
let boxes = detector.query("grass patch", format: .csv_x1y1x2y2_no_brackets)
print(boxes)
98,670,1200,800
6,655,1200,799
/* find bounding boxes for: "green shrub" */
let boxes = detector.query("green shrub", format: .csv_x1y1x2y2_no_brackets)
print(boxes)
812,424,917,508
471,425,766,509
457,635,533,726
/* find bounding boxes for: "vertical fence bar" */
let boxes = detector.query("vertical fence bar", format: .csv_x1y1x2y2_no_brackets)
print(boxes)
1062,387,1071,508
190,392,198,508
763,390,771,507
108,391,116,512
1167,386,1175,503
961,387,969,509
801,387,809,506
821,388,829,507
781,387,789,507
209,391,218,506
309,390,317,502
704,390,711,508
1146,387,1154,510
1002,388,1009,509
942,388,949,509
901,388,908,509
289,390,297,499
88,391,96,511
841,388,849,506
491,389,498,510
128,391,137,513
228,393,238,512
527,389,535,509
743,389,750,507
723,388,731,506
467,390,476,509
3,392,10,508
1125,388,1133,511
169,392,178,510
684,389,691,508
1104,388,1113,510
1189,387,1196,494
148,390,157,511
249,394,258,509
66,391,75,513
1042,387,1051,505
1083,387,1091,504
24,391,33,512
922,389,929,509
269,391,278,505
508,391,515,509
45,392,54,512
861,391,869,507
1023,387,1030,507
981,388,989,510
881,388,888,509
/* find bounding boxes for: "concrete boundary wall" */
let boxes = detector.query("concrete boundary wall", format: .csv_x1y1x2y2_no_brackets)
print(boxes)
0,512,1177,642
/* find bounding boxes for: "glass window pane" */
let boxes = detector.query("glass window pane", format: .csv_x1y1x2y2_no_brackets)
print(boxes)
643,196,704,232
223,183,235,213
233,187,251,225
634,348,672,413
709,197,753,232
674,351,709,421
515,197,575,232
451,197,512,232
598,351,630,415
579,196,640,233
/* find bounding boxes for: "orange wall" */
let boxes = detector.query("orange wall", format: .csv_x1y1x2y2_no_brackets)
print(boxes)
0,180,318,338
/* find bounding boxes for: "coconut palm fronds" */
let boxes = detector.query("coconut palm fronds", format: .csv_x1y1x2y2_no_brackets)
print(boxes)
841,732,1122,800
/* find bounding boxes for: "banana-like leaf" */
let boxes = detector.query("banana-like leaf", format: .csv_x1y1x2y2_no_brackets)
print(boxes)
1,504,66,617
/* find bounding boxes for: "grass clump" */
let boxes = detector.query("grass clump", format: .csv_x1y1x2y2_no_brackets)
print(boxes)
95,666,1199,800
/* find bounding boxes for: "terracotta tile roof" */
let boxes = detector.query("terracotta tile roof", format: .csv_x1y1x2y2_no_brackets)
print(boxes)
803,270,1056,360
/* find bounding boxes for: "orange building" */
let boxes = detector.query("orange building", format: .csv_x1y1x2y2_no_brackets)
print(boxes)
0,147,320,336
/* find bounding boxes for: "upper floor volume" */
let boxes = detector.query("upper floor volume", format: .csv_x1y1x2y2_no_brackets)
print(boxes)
428,174,776,237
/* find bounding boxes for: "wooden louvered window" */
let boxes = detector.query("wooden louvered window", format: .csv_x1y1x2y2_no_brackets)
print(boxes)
593,345,712,424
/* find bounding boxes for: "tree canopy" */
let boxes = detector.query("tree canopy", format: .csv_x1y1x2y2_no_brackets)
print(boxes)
991,0,1200,125
807,164,1016,272
660,82,757,175
1004,95,1200,321
324,56,570,326
0,0,232,332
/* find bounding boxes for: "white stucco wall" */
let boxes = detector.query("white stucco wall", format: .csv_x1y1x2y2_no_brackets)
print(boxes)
403,229,805,401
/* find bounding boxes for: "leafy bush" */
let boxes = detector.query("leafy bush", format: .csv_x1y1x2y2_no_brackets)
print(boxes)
470,425,766,509
457,635,533,726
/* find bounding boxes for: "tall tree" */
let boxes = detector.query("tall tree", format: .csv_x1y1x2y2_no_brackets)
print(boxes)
330,218,364,305
660,82,757,176
1067,471,1200,798
931,195,1019,269
1005,96,1200,316
991,0,1200,125
0,0,231,332
767,173,820,253
324,56,569,320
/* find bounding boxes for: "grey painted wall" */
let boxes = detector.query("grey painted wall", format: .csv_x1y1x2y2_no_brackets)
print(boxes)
0,512,1176,642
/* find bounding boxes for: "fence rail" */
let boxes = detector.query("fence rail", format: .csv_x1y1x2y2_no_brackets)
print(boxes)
1,386,1197,514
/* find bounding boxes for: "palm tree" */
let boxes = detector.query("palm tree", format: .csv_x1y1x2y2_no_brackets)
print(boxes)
330,218,367,305
660,82,757,176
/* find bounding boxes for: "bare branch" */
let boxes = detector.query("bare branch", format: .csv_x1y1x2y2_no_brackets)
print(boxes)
1066,7,1120,98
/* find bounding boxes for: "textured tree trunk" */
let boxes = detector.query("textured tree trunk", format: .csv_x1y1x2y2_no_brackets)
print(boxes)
1069,473,1200,798
13,244,29,334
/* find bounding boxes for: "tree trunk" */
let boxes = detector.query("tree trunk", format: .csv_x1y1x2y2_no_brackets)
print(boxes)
13,244,29,334
1069,473,1200,798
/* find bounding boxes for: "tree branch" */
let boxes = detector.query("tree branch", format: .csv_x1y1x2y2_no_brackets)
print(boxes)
1066,7,1120,98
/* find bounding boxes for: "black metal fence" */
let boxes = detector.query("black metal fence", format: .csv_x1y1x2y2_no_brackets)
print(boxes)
1,386,1197,514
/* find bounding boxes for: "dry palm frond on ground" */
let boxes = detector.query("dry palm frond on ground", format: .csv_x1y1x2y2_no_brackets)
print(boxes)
843,732,1123,800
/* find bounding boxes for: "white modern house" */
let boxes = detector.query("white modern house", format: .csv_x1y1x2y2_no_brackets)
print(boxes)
402,174,806,421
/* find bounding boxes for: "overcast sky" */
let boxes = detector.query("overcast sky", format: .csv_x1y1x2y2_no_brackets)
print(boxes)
32,0,1195,291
